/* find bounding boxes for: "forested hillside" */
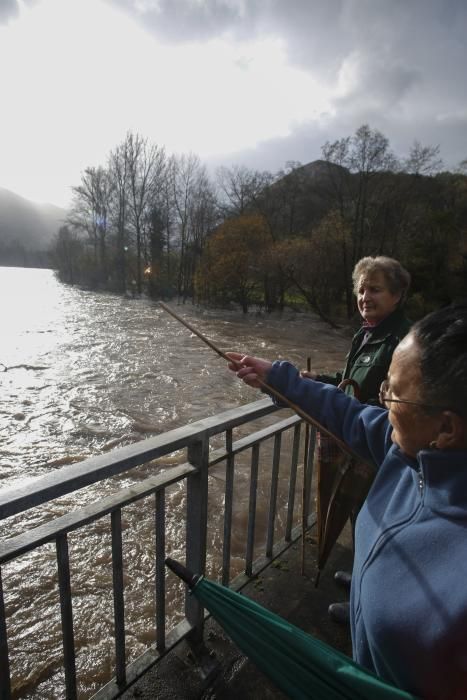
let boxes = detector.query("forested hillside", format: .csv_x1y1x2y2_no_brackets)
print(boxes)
52,125,467,322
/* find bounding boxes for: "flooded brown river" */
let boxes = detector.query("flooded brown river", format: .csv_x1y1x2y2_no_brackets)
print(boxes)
0,267,350,698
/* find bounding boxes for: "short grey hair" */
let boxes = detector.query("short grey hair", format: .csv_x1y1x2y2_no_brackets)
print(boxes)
352,256,411,304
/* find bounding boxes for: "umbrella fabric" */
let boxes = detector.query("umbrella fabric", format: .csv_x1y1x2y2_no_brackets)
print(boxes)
190,575,417,700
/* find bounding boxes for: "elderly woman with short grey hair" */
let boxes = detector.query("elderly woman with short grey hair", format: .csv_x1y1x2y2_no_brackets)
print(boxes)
322,255,412,402
304,255,412,623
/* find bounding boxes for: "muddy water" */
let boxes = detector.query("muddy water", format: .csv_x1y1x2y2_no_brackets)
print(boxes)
0,267,350,698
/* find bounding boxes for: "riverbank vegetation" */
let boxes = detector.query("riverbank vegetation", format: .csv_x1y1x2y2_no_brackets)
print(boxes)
52,125,467,323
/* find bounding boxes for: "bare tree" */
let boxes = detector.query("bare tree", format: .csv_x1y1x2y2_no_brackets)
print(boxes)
170,153,216,302
126,132,167,293
108,141,131,293
68,166,113,286
404,140,444,176
216,165,271,218
321,124,398,315
187,169,219,301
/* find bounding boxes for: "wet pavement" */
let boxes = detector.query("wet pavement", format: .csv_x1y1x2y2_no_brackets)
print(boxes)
121,525,354,699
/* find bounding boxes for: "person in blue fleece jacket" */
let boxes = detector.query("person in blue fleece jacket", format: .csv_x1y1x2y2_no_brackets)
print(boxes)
227,303,467,700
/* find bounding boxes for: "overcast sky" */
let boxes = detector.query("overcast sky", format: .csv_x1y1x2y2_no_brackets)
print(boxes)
0,0,466,208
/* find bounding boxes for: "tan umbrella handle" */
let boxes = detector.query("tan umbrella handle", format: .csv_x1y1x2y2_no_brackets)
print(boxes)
337,378,361,401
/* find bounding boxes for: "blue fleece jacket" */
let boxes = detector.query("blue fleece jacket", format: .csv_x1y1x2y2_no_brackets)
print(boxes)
267,360,467,700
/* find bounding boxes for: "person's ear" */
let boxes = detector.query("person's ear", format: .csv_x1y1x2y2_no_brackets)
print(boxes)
435,412,467,450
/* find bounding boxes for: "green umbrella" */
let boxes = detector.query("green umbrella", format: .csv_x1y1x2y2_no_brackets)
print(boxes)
165,559,417,700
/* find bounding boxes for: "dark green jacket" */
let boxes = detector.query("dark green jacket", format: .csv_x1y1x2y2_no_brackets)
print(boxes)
317,308,412,404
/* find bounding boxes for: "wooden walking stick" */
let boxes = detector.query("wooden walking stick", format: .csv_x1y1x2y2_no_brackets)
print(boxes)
157,302,362,460
301,356,312,576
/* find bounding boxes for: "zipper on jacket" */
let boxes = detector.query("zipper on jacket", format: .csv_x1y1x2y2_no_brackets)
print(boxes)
354,499,423,624
357,480,424,591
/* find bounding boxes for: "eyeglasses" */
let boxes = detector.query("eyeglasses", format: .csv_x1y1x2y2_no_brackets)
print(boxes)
378,380,446,411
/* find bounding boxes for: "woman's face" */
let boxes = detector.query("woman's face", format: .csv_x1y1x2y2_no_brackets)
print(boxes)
384,334,441,457
356,271,401,324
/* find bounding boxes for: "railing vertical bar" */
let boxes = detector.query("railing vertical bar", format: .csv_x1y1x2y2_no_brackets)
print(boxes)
0,566,11,700
155,489,166,652
305,428,317,520
56,534,77,700
111,509,126,687
285,423,301,542
222,429,234,586
266,433,282,558
185,436,209,642
245,443,260,577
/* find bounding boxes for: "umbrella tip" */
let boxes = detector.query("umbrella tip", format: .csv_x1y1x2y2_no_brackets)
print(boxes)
165,558,200,588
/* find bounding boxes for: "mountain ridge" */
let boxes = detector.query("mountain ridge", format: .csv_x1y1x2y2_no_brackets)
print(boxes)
0,186,68,266
0,187,68,249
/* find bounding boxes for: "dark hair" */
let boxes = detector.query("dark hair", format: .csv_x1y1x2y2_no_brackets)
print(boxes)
412,304,467,416
352,256,411,304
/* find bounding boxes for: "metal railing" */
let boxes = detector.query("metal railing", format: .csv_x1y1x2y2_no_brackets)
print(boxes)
0,398,316,699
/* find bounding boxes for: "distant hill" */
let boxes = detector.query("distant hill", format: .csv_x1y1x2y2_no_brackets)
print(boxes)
0,188,68,267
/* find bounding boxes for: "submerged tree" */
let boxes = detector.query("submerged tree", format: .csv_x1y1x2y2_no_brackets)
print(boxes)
52,226,84,285
278,211,350,325
196,214,269,312
170,153,218,302
125,132,167,294
108,140,131,293
68,166,113,288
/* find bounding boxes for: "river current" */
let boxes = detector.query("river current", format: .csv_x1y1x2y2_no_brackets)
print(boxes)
0,267,350,698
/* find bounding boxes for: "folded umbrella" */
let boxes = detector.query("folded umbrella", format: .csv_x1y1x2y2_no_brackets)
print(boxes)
315,380,374,583
165,558,417,700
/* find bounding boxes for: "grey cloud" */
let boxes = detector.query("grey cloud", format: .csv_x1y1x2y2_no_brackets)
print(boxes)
106,0,352,75
107,0,263,43
332,53,422,114
0,0,19,23
206,106,466,177
103,0,467,174
0,0,40,24
205,121,328,176
105,0,467,94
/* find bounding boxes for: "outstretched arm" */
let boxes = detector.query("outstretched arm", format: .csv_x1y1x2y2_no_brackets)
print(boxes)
227,352,392,468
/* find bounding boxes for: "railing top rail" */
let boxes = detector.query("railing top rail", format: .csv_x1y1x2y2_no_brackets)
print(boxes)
208,414,302,466
0,413,305,564
0,399,278,521
0,463,197,565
